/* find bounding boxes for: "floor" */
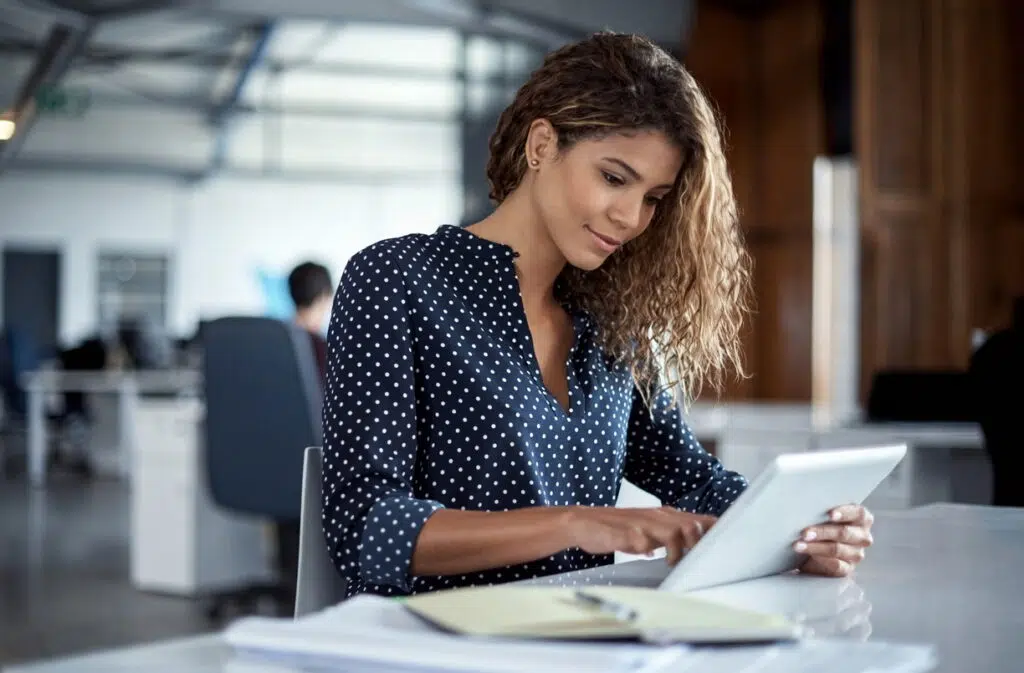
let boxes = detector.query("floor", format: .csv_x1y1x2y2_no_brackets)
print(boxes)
0,474,216,667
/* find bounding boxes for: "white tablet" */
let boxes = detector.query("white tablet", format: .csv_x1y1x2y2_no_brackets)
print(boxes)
660,444,907,593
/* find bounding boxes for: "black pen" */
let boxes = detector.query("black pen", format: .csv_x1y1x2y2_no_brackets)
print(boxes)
572,590,640,623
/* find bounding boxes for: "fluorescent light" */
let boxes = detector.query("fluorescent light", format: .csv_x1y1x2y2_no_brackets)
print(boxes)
0,119,15,141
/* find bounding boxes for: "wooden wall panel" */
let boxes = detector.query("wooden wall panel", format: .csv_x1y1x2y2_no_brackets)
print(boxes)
856,0,950,390
750,234,814,399
687,0,823,401
869,1,934,196
959,0,1024,332
872,216,955,367
751,0,821,401
757,0,824,231
689,0,1021,402
857,0,1024,395
683,8,759,241
979,219,1024,329
684,5,760,400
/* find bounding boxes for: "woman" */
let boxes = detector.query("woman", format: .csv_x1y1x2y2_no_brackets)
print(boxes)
321,32,874,598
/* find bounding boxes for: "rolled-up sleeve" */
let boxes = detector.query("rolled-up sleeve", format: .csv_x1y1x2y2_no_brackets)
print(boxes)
320,245,443,592
622,386,747,516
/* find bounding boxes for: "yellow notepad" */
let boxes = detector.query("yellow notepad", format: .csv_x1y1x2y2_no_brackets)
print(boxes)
403,585,804,644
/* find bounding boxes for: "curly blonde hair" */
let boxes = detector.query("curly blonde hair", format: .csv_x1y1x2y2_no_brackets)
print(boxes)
487,32,752,408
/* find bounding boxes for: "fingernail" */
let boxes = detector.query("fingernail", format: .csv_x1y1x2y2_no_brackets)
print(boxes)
803,531,817,541
794,542,807,552
832,510,842,521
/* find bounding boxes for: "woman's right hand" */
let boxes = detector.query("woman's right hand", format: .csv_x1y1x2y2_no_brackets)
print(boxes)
565,506,717,565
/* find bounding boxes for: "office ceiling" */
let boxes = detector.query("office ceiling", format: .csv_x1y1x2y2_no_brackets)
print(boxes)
0,0,695,177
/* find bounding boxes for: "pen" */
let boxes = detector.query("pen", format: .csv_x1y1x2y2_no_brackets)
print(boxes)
573,590,639,624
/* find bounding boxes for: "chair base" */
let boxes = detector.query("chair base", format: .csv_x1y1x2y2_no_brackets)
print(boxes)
202,520,301,622
0,430,95,480
201,582,296,621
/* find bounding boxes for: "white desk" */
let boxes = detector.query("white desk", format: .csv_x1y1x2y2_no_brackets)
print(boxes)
23,369,200,487
812,422,986,508
8,504,1022,673
681,403,987,509
532,504,1024,673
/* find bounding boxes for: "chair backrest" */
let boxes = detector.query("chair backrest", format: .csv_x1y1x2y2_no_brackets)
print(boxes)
202,317,323,522
968,328,1024,506
295,446,348,617
866,369,975,423
0,326,40,417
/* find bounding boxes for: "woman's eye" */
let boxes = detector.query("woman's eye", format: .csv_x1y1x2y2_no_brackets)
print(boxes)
601,171,624,186
645,196,662,206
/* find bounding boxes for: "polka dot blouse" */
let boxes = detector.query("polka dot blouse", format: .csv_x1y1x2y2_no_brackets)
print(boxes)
321,225,748,598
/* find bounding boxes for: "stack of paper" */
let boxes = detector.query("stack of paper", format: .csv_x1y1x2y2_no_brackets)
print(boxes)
224,595,683,673
223,594,938,673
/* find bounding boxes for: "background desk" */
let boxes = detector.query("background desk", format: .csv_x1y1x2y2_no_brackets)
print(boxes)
8,504,1021,673
20,370,269,596
23,369,200,487
616,403,987,519
686,403,987,510
812,423,987,509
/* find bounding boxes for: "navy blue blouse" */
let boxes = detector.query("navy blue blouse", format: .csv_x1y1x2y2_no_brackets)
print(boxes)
321,224,748,598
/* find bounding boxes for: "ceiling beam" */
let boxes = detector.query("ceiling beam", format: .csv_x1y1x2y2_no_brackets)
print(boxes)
3,0,92,32
0,40,532,83
208,22,274,126
0,19,96,174
89,91,461,122
205,21,275,178
399,0,582,45
9,154,456,184
89,0,196,19
193,0,571,50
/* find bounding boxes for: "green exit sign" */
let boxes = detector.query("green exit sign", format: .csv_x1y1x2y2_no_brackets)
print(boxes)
35,85,91,117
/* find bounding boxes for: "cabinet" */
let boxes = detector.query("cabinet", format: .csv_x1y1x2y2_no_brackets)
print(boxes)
130,398,273,596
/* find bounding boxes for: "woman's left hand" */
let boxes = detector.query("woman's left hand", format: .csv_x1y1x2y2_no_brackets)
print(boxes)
794,504,874,577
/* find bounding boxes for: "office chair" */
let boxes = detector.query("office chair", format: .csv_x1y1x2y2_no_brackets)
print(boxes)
201,317,324,619
865,369,975,423
295,447,348,617
0,326,38,418
0,327,72,478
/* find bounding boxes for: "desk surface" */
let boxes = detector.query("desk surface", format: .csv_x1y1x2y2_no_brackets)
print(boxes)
815,422,984,450
23,369,200,394
8,504,1022,673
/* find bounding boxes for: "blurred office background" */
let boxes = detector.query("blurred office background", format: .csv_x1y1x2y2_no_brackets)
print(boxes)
0,0,1021,667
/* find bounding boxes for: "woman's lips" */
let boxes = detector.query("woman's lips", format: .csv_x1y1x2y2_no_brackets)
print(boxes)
585,225,622,253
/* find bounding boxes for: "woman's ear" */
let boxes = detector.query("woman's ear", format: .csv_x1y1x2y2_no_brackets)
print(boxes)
524,118,558,167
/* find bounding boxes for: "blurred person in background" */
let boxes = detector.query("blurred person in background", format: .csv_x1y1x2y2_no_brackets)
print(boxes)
969,296,1024,507
288,261,333,385
321,32,875,599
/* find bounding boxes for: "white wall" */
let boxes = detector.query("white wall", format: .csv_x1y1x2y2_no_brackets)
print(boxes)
0,171,460,346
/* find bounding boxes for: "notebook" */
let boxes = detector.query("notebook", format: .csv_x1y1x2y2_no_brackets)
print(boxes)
402,585,805,644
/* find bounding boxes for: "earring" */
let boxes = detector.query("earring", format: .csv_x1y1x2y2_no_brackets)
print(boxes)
529,158,539,167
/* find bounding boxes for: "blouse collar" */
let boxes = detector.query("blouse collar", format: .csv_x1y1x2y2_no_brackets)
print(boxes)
436,224,519,261
435,224,594,333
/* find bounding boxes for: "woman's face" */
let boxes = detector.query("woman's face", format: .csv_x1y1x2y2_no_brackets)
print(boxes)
530,127,682,271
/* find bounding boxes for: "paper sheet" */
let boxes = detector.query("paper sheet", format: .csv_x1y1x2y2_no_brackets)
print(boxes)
225,595,685,673
223,594,937,673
